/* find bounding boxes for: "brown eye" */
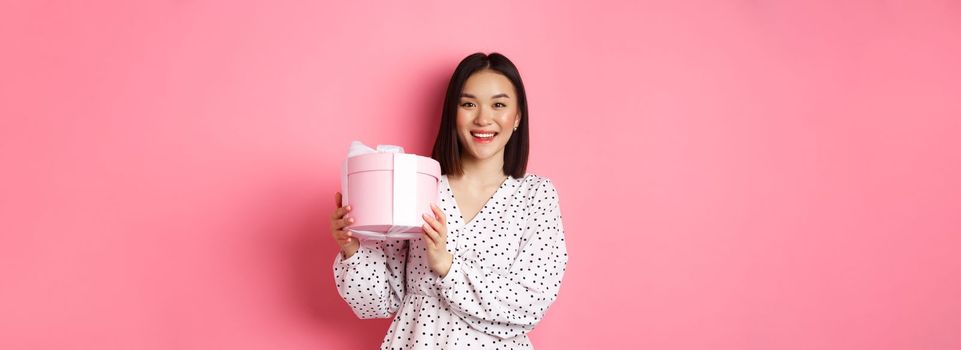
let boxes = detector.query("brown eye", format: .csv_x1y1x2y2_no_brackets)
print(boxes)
494,103,506,108
461,102,475,107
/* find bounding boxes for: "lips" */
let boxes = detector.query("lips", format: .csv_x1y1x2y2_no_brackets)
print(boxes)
470,131,497,143
470,131,497,138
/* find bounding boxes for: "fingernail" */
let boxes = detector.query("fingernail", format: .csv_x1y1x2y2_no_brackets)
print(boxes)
346,205,351,211
348,218,354,223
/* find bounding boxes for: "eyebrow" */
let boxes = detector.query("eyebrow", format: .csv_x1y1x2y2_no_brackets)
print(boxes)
460,93,511,99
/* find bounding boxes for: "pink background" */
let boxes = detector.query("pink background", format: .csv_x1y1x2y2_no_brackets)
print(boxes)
2,0,960,349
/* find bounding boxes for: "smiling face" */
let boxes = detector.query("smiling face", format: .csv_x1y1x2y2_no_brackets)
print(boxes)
456,69,522,163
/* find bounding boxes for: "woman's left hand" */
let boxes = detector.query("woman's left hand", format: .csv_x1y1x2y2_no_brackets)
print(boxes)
422,203,453,277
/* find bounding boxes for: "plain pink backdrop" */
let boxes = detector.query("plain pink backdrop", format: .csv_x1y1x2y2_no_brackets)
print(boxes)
2,0,960,349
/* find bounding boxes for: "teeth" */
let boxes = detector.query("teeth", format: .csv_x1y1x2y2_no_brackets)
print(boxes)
471,132,496,138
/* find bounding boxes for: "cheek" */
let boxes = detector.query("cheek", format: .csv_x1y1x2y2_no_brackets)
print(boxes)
455,111,472,128
494,110,517,123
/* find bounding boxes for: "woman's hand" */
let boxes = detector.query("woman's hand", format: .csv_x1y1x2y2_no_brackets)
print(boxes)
331,192,360,259
422,203,454,277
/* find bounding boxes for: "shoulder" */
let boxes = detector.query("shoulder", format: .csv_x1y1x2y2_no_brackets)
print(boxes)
518,173,556,190
516,173,560,203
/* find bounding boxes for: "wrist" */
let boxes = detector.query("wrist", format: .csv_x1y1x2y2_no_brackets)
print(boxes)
341,243,359,259
435,252,454,277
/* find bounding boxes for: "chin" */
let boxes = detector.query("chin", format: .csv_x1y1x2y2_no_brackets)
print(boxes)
468,148,503,160
471,153,496,160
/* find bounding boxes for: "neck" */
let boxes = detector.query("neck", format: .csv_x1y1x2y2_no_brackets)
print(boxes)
454,150,507,185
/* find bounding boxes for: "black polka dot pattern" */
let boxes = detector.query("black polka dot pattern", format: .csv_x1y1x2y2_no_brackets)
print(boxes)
333,174,569,349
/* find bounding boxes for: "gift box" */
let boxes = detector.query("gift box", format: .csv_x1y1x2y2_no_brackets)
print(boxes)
340,141,441,241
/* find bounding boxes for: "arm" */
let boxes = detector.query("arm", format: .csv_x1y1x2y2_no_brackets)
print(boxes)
434,179,569,339
333,238,408,319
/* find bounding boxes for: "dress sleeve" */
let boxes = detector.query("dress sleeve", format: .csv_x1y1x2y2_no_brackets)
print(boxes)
433,179,569,339
332,238,408,319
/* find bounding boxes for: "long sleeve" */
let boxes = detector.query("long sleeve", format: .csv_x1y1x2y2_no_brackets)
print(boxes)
433,179,569,339
333,238,408,319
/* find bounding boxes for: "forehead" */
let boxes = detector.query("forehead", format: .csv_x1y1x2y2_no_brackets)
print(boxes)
461,70,516,97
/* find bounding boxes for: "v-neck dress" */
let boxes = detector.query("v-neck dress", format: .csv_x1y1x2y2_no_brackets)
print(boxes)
333,173,569,349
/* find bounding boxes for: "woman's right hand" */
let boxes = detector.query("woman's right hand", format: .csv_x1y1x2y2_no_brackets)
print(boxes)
331,192,360,259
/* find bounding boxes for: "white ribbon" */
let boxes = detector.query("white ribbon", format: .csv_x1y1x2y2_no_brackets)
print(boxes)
341,141,425,240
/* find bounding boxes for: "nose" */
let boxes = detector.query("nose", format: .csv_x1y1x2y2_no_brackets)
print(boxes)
473,106,495,125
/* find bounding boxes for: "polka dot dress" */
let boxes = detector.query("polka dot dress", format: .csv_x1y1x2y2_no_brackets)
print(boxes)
333,173,569,349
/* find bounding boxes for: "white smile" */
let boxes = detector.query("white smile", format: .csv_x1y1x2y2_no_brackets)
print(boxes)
470,132,497,139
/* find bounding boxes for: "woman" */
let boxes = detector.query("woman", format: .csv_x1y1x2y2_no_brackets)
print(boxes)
330,52,569,349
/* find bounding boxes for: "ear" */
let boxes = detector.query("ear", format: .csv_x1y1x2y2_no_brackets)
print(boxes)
514,113,522,128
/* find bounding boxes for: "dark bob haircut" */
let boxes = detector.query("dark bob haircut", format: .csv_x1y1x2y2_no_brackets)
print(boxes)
431,52,530,179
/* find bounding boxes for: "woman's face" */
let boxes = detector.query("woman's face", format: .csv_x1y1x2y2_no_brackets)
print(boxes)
455,69,522,163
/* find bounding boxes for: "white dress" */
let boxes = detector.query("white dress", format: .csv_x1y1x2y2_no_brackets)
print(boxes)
333,173,569,349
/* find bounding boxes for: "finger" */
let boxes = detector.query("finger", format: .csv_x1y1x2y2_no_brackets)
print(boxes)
331,217,353,236
334,232,350,246
422,212,438,228
332,225,346,240
430,203,445,221
335,228,354,242
335,216,353,230
427,206,446,238
333,231,344,242
331,205,353,220
426,222,446,246
422,223,437,246
423,214,445,239
421,232,435,250
422,222,436,239
335,192,342,208
330,206,344,220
